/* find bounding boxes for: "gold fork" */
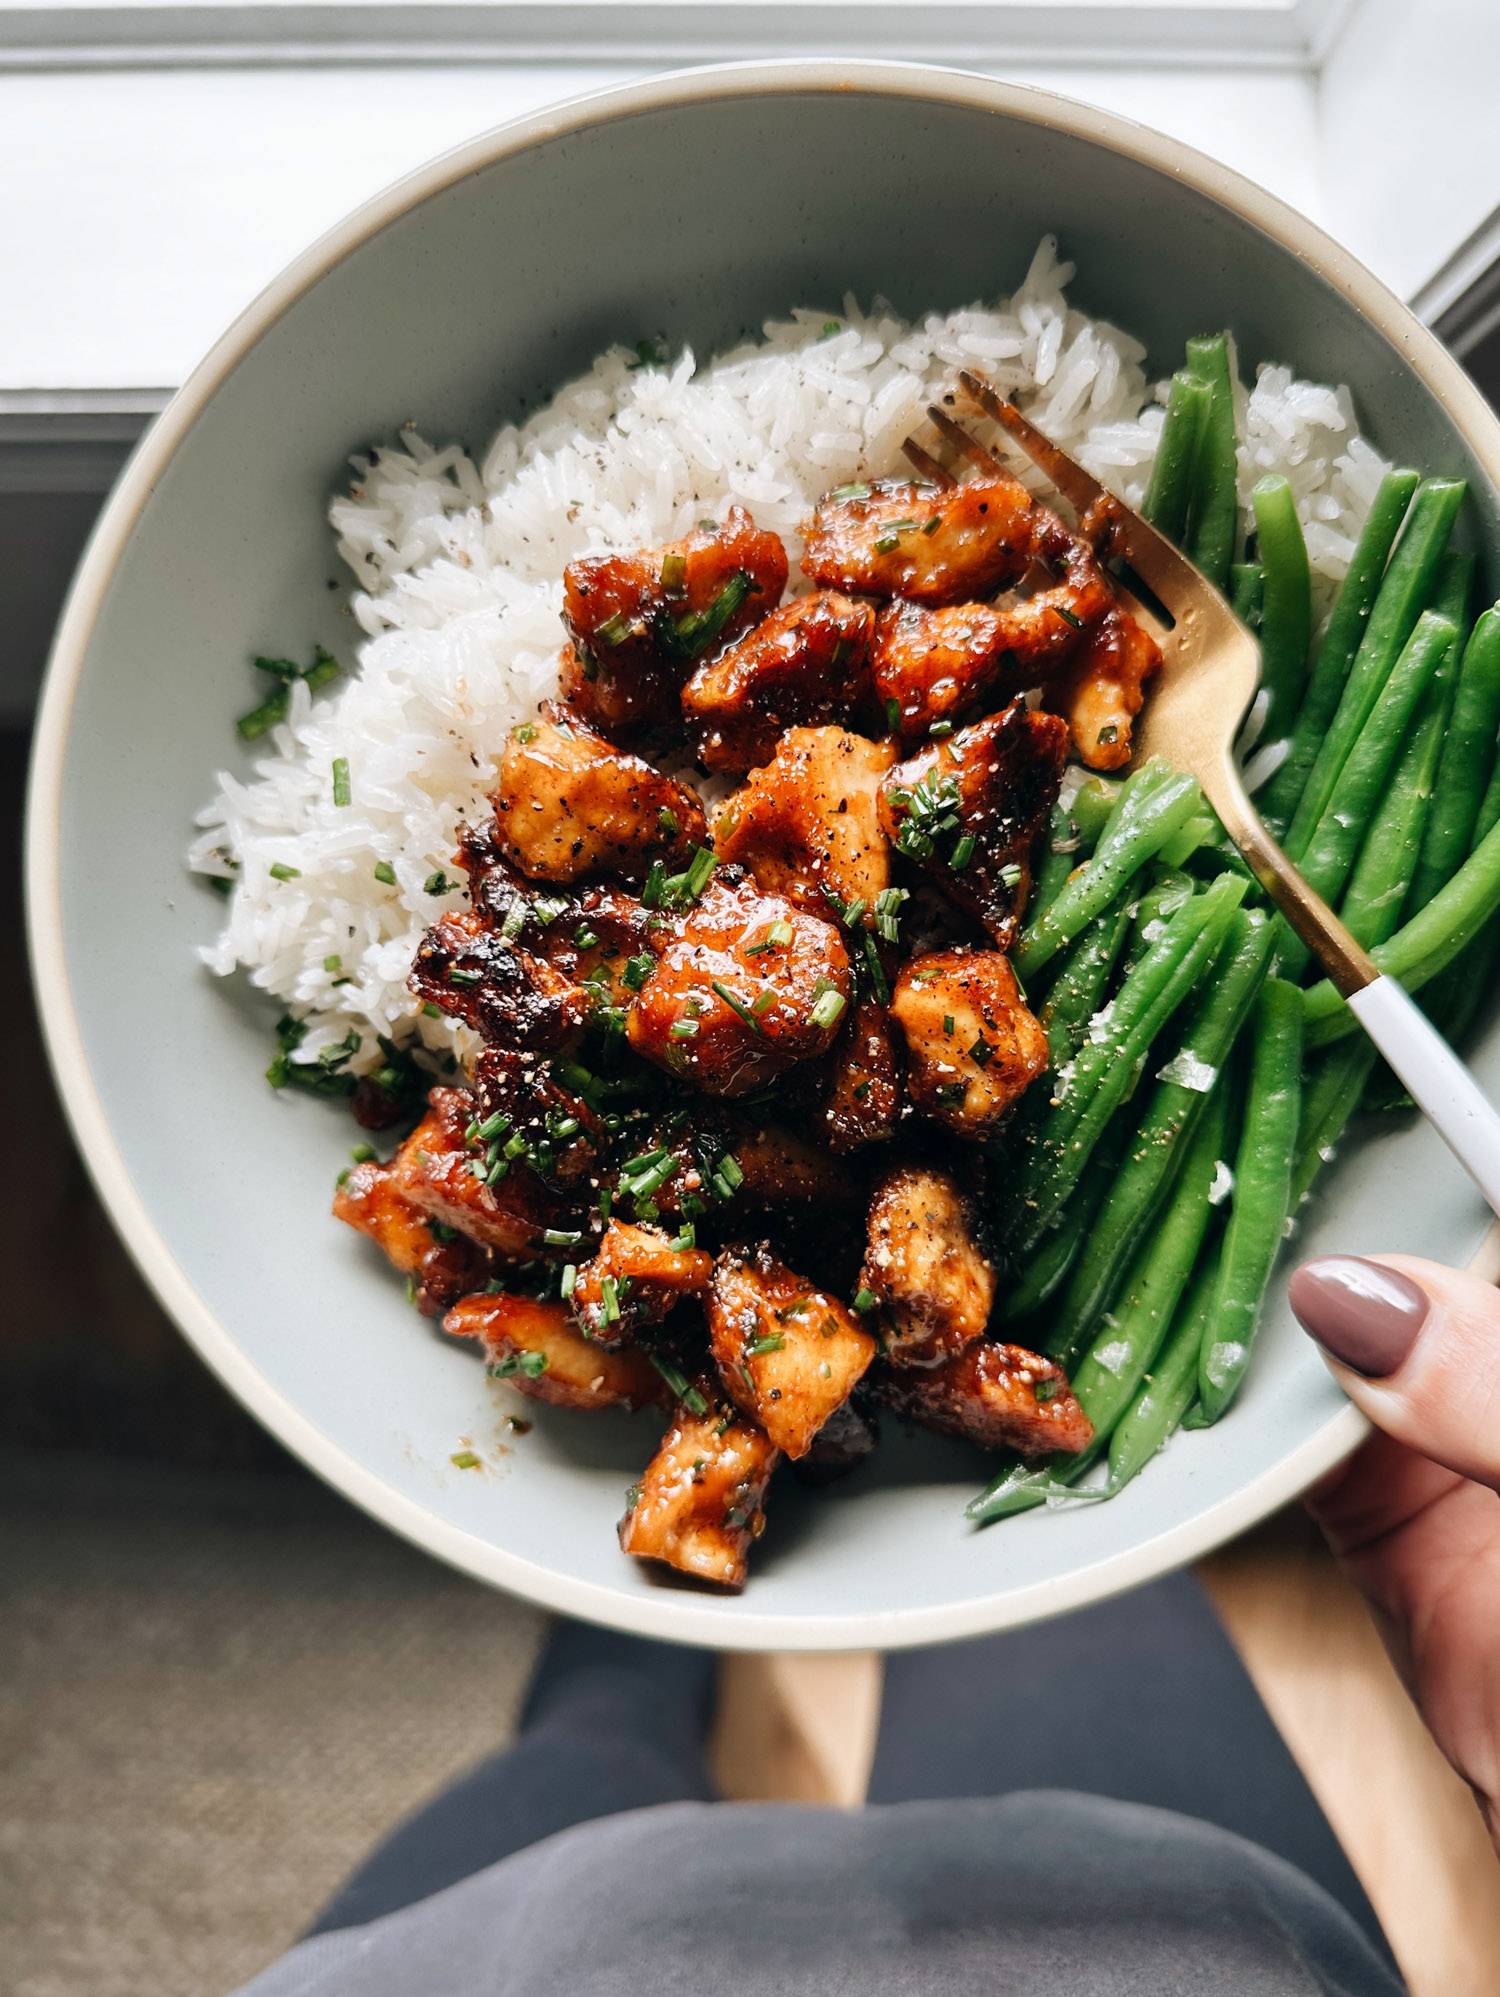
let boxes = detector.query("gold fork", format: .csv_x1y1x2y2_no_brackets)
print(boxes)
907,370,1500,1220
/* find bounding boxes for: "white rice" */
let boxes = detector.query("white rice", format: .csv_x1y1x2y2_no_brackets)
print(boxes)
189,236,1389,1078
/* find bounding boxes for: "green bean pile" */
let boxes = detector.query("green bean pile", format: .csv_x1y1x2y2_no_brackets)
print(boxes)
969,331,1500,1526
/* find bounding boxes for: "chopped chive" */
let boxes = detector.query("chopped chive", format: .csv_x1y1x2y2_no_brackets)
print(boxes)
821,319,842,338
969,1038,995,1068
1054,603,1084,631
512,721,538,744
493,1349,548,1381
373,859,397,886
767,918,793,947
269,861,301,881
331,757,351,807
657,806,680,839
829,481,871,502
922,514,942,534
647,1351,707,1415
574,924,599,950
447,966,482,987
552,1116,581,1141
746,1333,785,1357
809,988,846,1030
928,720,953,739
475,1110,506,1141
622,952,655,991
450,1450,482,1470
600,1275,622,1324
682,846,717,900
884,696,901,732
862,931,890,1004
669,1018,699,1040
596,611,631,647
499,902,527,942
716,1153,744,1192
560,1264,577,1300
873,531,900,554
841,898,867,930
874,887,908,942
852,1287,879,1313
323,954,342,973
998,862,1023,889
641,860,667,908
485,1156,510,1185
660,550,687,595
1035,1377,1058,1402
669,1223,696,1252
423,870,455,896
943,1014,955,1036
712,979,763,1032
421,1001,443,1018
351,1143,376,1164
949,834,976,871
751,991,775,1017
542,1228,584,1248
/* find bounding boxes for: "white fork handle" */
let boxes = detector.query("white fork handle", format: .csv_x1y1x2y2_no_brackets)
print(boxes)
1349,977,1500,1219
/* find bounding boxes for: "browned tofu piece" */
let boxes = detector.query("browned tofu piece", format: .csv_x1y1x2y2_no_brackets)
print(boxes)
872,598,1034,741
623,1117,863,1223
392,1090,577,1258
1049,604,1162,771
880,703,1067,949
620,1396,779,1589
859,1164,995,1366
802,475,1036,605
626,872,852,1097
891,950,1047,1139
570,1220,713,1348
681,591,875,771
561,508,789,739
333,1155,491,1316
713,726,895,922
707,1243,876,1460
879,1340,1093,1456
410,909,590,1052
470,1046,603,1189
820,998,903,1152
444,1293,661,1411
491,704,707,884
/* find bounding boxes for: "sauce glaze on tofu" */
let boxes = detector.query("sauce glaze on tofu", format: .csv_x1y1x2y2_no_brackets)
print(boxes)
328,449,1162,1590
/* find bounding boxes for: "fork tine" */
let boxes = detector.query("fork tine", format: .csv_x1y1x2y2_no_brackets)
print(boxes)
925,402,1006,476
956,369,1208,612
900,436,956,487
1108,574,1173,647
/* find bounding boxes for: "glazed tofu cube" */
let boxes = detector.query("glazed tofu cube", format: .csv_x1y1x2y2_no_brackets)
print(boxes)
879,1340,1094,1457
707,1243,876,1459
570,1220,713,1348
714,726,896,921
492,703,707,884
619,1396,780,1588
860,1164,996,1366
819,999,903,1153
393,1089,579,1259
682,591,874,771
891,950,1047,1139
333,1156,491,1316
880,703,1067,949
444,1293,661,1411
801,475,1035,605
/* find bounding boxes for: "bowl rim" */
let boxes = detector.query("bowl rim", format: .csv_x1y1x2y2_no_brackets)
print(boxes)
30,55,1499,1651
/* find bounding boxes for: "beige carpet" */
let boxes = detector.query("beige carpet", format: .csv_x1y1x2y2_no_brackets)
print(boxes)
1,1449,545,1997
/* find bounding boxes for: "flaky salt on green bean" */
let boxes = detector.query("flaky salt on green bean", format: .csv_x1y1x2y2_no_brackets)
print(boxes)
1249,475,1311,744
1016,764,1202,979
1108,1246,1221,1493
1275,610,1457,980
1144,370,1212,544
970,1090,1229,1526
1184,335,1239,593
1039,909,1273,1366
1013,876,1245,1255
1197,979,1303,1421
1256,469,1420,840
1284,477,1466,858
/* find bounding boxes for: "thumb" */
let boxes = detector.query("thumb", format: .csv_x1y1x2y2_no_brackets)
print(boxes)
1288,1252,1500,1490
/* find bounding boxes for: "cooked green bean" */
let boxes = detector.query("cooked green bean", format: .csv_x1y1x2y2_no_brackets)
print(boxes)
1039,898,1134,1064
1197,979,1303,1421
1432,547,1475,632
1256,468,1421,839
1108,1245,1221,1492
1015,877,1245,1253
1250,475,1311,742
1068,777,1125,847
1041,909,1273,1365
1003,1146,1116,1321
1144,370,1212,543
1184,335,1239,592
1338,662,1453,948
1302,807,1500,1043
1231,562,1264,628
1016,765,1201,979
1284,478,1466,858
970,1090,1228,1525
1407,607,1500,912
1276,611,1456,980
1292,1042,1376,1205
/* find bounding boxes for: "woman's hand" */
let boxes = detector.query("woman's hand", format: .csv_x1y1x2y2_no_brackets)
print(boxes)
1290,1253,1500,1849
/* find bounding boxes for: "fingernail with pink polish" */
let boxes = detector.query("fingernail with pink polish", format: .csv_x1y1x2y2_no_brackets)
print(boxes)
1288,1256,1429,1378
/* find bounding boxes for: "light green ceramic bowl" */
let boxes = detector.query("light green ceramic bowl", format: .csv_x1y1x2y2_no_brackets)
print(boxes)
27,62,1500,1650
